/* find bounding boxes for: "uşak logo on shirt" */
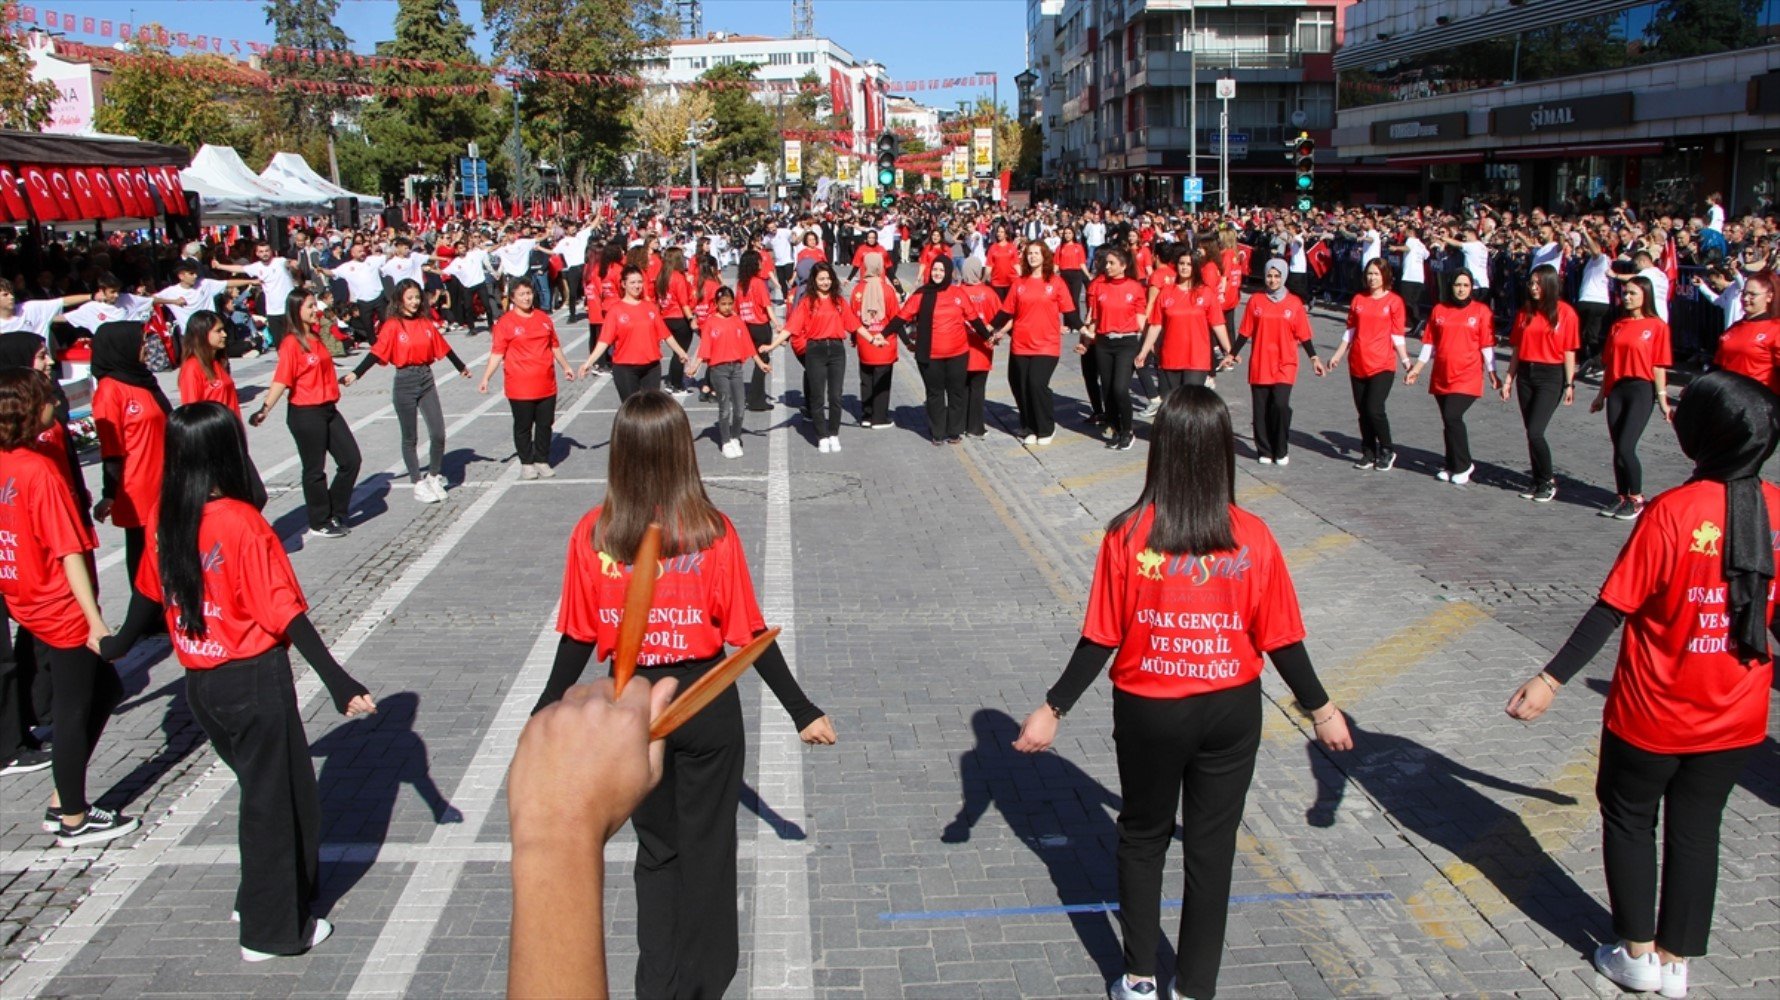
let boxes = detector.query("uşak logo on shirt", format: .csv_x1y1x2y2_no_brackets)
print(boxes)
1135,546,1251,585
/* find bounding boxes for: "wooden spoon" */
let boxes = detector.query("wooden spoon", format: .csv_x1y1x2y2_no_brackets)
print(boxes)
650,628,781,740
611,523,662,698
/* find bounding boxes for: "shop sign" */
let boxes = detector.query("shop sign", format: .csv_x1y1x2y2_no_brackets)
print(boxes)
1370,113,1468,145
1492,93,1633,137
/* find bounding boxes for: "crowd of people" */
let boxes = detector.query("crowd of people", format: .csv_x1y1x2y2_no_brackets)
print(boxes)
0,185,1773,1000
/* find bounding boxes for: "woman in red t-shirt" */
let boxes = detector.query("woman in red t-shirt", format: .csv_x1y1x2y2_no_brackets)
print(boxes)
343,279,472,504
101,402,374,961
532,389,834,1000
1500,264,1580,502
886,256,992,445
1406,269,1500,485
984,225,1019,298
1327,259,1410,471
0,369,134,848
181,310,268,508
91,321,171,589
770,263,867,452
1591,276,1673,520
956,259,1002,438
1507,371,1776,1000
581,266,693,403
481,281,576,478
1139,259,1233,395
733,252,781,412
1712,270,1780,394
1079,248,1151,451
850,255,900,429
991,242,1082,444
1227,259,1325,465
655,248,699,394
1015,387,1351,1000
250,290,362,539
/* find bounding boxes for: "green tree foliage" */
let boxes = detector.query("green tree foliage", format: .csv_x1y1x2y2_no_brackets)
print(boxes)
356,0,505,196
0,31,57,130
699,61,777,184
1643,0,1761,59
92,36,257,152
263,0,356,156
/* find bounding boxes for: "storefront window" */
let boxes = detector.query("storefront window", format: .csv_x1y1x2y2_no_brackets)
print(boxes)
1637,143,1707,214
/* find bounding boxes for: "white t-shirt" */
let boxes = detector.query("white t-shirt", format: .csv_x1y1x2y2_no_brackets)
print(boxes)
558,228,592,268
1400,238,1429,285
1530,241,1564,272
1639,265,1671,323
770,227,795,266
155,278,228,331
245,259,297,317
1360,229,1382,267
0,299,62,335
1707,203,1725,232
1458,240,1490,288
1288,237,1307,274
63,294,153,333
1082,221,1105,248
333,260,385,303
1714,275,1745,327
494,240,536,278
1577,254,1612,305
380,253,428,287
444,252,489,289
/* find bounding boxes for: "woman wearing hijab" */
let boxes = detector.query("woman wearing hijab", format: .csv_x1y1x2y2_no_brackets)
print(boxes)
1507,370,1778,1000
884,257,991,445
90,322,172,594
956,259,1002,439
850,254,900,429
1226,259,1325,465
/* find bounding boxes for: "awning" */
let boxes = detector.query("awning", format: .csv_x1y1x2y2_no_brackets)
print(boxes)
1386,151,1488,167
1494,140,1666,160
0,129,187,168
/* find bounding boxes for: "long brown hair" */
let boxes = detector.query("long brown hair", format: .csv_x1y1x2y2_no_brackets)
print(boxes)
0,368,50,449
182,311,228,380
594,389,724,561
655,247,686,301
1018,240,1056,279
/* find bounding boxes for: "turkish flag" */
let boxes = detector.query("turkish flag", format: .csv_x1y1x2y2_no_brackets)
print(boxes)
90,168,124,217
0,165,26,223
68,168,101,219
22,165,61,220
47,169,81,220
487,194,504,220
151,166,187,215
1307,239,1331,279
109,168,145,216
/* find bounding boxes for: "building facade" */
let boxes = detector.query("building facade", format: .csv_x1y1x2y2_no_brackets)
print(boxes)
1334,0,1780,215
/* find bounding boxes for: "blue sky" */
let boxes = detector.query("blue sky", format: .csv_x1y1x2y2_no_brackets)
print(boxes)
38,0,1027,109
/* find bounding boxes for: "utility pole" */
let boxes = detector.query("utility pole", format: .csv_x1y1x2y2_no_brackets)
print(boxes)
686,118,714,214
1188,0,1197,195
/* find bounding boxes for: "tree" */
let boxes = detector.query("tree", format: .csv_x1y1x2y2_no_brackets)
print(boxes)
264,0,357,177
628,87,715,183
92,36,258,151
356,0,505,196
1643,0,1760,60
699,61,777,184
0,31,56,130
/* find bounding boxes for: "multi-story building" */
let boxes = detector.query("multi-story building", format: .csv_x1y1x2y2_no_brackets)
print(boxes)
1040,0,1359,206
1334,1,1780,214
1027,0,1067,195
885,96,946,148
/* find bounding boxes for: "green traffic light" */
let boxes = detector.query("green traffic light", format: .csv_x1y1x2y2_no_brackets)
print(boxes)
1296,174,1313,190
1297,196,1314,211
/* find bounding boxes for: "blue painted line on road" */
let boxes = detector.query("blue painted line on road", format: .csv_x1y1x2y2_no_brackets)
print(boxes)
878,891,1394,922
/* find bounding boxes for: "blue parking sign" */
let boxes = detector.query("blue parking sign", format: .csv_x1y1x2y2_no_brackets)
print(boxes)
1183,176,1204,203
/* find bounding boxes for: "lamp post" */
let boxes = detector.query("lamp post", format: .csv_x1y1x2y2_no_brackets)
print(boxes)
686,118,715,214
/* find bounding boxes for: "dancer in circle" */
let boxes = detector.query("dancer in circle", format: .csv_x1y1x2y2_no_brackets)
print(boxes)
886,257,990,446
1500,264,1579,502
1138,256,1232,397
956,259,1002,439
1015,386,1351,1000
532,389,835,999
101,402,375,961
1507,371,1775,1000
579,266,693,403
1711,271,1780,394
1406,270,1499,486
1327,258,1410,472
850,255,900,429
480,280,576,480
691,287,771,458
735,252,780,412
343,280,471,504
655,248,699,395
993,241,1080,445
770,263,869,453
251,290,362,539
1079,248,1148,452
1226,259,1325,466
1592,276,1672,520
180,311,267,508
90,322,171,593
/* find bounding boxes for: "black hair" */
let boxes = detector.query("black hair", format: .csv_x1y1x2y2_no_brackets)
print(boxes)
1107,386,1235,555
158,402,257,639
1524,264,1561,325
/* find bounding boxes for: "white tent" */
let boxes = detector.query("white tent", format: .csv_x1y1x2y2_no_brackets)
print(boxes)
180,145,330,222
261,151,385,213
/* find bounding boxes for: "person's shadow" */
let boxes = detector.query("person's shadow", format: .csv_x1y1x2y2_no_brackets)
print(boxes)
941,709,1125,979
310,691,460,907
1305,715,1608,955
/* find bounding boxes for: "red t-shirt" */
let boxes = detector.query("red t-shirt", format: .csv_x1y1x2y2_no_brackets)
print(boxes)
491,308,561,400
1083,505,1305,700
656,271,695,318
1603,316,1673,392
737,276,773,326
1003,274,1073,356
985,242,1020,287
1345,292,1407,379
556,507,766,666
1510,302,1580,365
784,296,861,352
1055,241,1087,274
1238,292,1314,386
1087,276,1146,334
959,284,1000,373
92,379,166,529
370,316,453,368
1146,264,1177,293
134,498,309,670
599,299,672,365
1219,249,1247,311
0,446,94,650
1148,284,1223,372
273,333,341,406
893,286,976,359
852,244,891,274
850,278,901,366
178,356,240,417
692,278,721,325
1598,479,1778,753
596,263,623,302
30,422,95,546
700,313,756,366
1713,317,1780,393
919,244,948,275
1424,301,1494,397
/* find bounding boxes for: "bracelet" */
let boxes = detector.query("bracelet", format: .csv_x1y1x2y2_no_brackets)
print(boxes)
1536,672,1560,693
1046,701,1067,720
1311,709,1337,726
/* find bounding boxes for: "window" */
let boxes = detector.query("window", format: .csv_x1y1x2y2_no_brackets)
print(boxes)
797,50,816,64
714,55,735,65
769,52,792,65
682,56,707,70
1296,9,1334,54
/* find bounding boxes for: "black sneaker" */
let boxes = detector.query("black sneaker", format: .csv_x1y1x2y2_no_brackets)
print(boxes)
56,807,139,847
41,806,62,832
1352,456,1376,470
1,747,52,776
1531,482,1558,503
1116,433,1136,451
1375,449,1396,472
1615,496,1645,521
308,520,348,539
1599,496,1625,518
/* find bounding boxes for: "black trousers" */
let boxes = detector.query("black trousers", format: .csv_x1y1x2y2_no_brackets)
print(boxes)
1081,339,1105,417
187,648,322,956
1436,393,1477,474
443,277,471,328
613,362,661,403
803,339,846,437
1597,728,1754,958
1114,682,1261,999
349,296,383,343
1606,379,1655,496
1349,372,1395,462
858,363,894,425
1286,272,1308,302
1578,301,1611,365
965,369,989,436
287,403,361,530
916,355,969,440
0,608,43,760
1094,335,1141,436
1135,351,1161,402
1250,383,1295,460
631,659,746,1000
665,318,695,389
1009,353,1060,438
469,284,501,330
1399,280,1425,334
509,395,556,465
1159,370,1210,396
123,526,147,598
1516,362,1565,486
746,323,773,408
560,265,583,318
43,642,123,816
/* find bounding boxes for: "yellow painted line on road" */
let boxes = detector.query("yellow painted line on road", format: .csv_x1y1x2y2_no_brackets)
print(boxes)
1236,481,1279,503
1043,459,1149,496
952,447,1078,605
1235,828,1371,995
1284,531,1358,565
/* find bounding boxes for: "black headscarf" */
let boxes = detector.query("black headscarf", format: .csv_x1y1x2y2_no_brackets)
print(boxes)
912,255,955,363
1674,370,1778,663
91,321,172,413
0,330,93,517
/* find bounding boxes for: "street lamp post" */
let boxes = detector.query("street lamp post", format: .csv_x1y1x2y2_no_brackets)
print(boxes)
686,118,714,214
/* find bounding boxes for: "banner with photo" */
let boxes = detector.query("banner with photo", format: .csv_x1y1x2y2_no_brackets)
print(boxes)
783,140,802,183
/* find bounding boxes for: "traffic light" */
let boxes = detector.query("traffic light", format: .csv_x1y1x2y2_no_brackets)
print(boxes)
876,132,899,207
1293,132,1316,211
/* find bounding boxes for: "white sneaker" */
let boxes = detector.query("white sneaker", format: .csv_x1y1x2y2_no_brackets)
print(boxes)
242,917,333,963
817,437,833,453
532,463,555,479
829,437,841,453
1593,942,1661,993
1021,434,1038,444
1037,435,1054,445
1275,455,1290,467
1452,464,1475,486
1436,469,1451,482
414,480,443,503
1257,456,1274,465
520,463,540,481
1660,960,1687,998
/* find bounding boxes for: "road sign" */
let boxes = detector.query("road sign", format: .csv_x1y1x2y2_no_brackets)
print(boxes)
460,157,489,197
1215,78,1236,100
1208,132,1249,158
1183,176,1204,203
460,157,487,178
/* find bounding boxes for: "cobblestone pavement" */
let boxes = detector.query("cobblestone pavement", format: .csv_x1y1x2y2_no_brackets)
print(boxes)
1,266,1774,999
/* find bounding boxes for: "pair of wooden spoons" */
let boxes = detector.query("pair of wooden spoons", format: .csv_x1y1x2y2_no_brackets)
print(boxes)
611,524,780,740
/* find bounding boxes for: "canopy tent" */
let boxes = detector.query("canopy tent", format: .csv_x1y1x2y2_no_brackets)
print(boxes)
0,129,189,226
261,152,384,213
181,144,331,222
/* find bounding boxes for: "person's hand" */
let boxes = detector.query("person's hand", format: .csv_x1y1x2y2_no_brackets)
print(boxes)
1506,674,1557,721
1134,349,1150,368
1562,385,1575,406
250,407,269,427
1311,707,1352,751
562,368,577,382
1659,395,1673,422
799,716,837,745
344,693,377,718
478,379,491,394
92,499,112,523
508,675,679,844
460,368,473,379
1590,393,1605,414
575,362,593,379
1311,357,1327,378
1404,364,1420,385
1498,380,1513,402
86,622,109,657
340,373,357,387
1326,355,1341,373
1013,705,1059,753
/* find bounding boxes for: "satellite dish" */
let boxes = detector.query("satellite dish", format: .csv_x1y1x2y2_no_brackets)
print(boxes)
1290,110,1308,128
